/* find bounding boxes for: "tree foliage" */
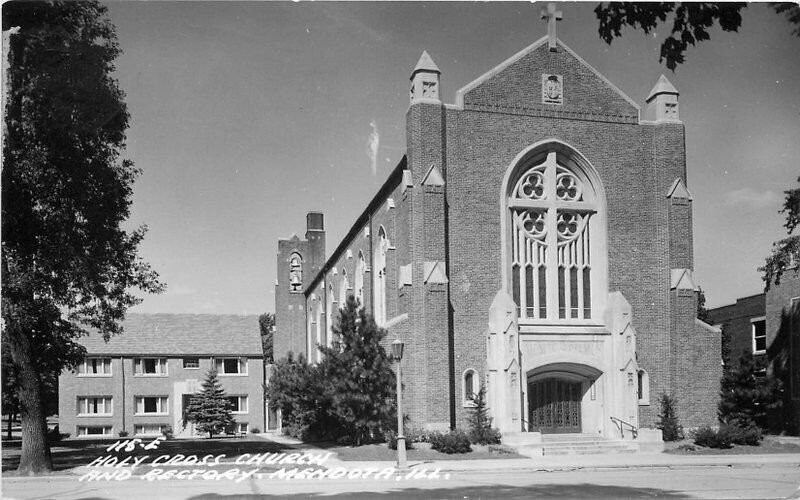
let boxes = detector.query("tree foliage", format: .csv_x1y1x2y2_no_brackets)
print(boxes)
596,3,800,71
259,312,274,364
656,393,684,441
696,287,710,323
760,177,800,290
265,296,396,445
183,370,235,438
467,386,502,445
719,350,781,431
2,1,163,473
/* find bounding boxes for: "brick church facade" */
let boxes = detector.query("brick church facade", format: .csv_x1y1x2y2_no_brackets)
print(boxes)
274,31,720,437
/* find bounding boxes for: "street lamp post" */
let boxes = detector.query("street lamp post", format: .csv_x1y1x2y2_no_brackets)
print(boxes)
391,339,406,469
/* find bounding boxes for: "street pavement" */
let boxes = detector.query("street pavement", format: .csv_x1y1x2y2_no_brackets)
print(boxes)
3,434,800,499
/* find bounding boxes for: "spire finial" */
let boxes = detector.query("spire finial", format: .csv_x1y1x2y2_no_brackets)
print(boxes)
541,2,563,52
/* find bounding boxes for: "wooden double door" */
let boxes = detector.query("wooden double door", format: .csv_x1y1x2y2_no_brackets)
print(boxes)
528,378,583,433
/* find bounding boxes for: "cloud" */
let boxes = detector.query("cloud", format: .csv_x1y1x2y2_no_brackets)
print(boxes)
723,188,782,210
367,120,380,176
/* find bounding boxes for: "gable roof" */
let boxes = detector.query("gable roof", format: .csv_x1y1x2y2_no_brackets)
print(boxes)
455,36,640,112
77,313,263,357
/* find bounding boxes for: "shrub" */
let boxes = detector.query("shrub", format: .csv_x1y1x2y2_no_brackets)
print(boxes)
657,393,684,441
431,429,471,454
727,424,763,446
118,431,129,437
250,427,260,434
162,425,173,439
467,386,502,445
692,425,732,449
384,429,415,450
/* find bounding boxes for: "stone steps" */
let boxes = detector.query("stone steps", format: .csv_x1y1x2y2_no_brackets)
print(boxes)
504,432,642,457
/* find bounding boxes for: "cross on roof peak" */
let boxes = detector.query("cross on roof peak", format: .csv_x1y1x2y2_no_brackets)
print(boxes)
541,2,563,52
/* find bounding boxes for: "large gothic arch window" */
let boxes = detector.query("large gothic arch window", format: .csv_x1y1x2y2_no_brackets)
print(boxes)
507,147,604,322
373,227,388,325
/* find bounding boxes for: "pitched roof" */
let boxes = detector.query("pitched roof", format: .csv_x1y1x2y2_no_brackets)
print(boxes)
646,74,679,102
77,313,263,357
412,50,440,75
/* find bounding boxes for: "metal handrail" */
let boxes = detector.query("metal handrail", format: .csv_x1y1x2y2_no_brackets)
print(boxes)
610,416,638,439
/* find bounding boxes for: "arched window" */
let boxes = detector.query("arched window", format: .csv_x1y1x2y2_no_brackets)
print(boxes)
339,268,348,309
315,300,322,363
507,146,604,321
306,296,315,362
289,253,303,293
326,283,334,347
373,227,388,325
637,369,650,405
355,251,366,307
463,369,478,407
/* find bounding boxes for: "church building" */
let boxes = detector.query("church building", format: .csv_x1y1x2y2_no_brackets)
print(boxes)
274,14,720,439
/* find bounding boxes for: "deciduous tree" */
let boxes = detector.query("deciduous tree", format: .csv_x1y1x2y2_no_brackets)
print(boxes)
259,312,274,364
2,1,163,473
760,177,800,290
595,3,799,70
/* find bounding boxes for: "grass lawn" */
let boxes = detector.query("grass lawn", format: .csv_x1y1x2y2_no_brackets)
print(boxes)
328,443,524,461
2,435,295,475
664,435,800,455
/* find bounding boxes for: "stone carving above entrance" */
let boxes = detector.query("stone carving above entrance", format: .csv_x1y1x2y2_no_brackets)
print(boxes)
526,339,602,357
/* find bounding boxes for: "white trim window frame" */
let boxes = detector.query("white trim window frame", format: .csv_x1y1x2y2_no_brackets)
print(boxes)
134,424,165,436
77,396,113,416
751,316,767,355
135,396,169,415
77,426,113,437
227,395,249,414
78,358,112,377
183,358,200,369
134,358,168,376
215,357,247,376
462,369,477,408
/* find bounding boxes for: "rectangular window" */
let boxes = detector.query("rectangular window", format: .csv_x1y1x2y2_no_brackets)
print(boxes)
525,266,535,317
226,396,249,414
78,358,112,376
752,318,767,354
135,396,169,415
77,397,112,416
134,424,164,436
570,267,579,318
134,358,167,376
582,268,591,319
77,426,113,437
237,422,249,434
216,358,247,375
183,358,200,369
538,266,547,318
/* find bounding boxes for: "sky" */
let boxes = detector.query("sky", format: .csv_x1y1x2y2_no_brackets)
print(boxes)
104,1,800,315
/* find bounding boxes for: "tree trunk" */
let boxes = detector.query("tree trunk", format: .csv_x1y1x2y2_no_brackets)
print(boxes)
7,326,53,473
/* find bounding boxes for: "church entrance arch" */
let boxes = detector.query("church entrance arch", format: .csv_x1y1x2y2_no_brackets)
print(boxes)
526,362,601,434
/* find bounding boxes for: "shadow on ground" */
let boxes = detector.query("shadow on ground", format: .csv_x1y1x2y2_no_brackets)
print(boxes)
2,436,295,473
187,483,689,499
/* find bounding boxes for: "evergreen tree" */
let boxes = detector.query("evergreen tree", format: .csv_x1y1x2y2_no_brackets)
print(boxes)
719,350,781,430
317,296,396,445
657,393,684,441
264,352,321,440
467,386,501,445
183,370,234,438
2,2,163,472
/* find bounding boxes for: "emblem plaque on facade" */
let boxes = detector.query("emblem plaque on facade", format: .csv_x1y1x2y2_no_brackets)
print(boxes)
542,74,563,105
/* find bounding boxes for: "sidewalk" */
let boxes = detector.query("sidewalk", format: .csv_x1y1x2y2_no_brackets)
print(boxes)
262,434,800,473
